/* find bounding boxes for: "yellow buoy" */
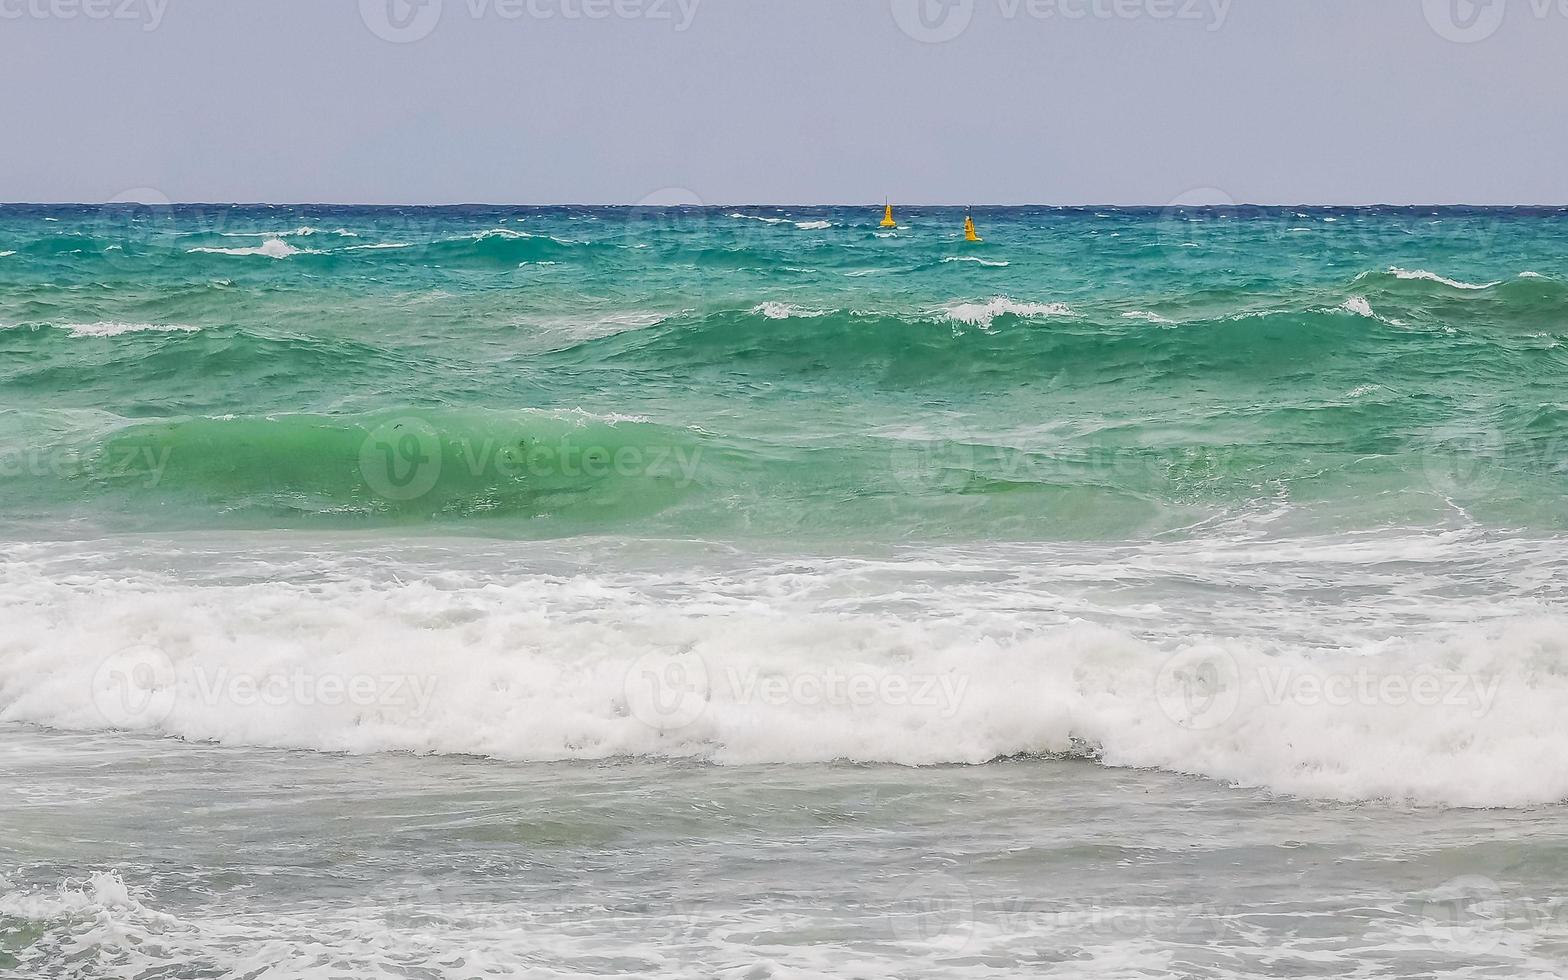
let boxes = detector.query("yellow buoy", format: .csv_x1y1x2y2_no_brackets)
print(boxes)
964,213,982,242
880,204,897,229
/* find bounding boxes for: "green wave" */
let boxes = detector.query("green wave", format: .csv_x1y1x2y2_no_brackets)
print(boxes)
75,410,705,525
3,207,1566,539
555,305,1408,385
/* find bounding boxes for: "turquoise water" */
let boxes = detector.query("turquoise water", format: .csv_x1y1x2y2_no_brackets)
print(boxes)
3,206,1568,978
2,205,1565,538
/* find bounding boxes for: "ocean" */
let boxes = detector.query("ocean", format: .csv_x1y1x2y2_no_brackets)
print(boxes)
1,204,1566,977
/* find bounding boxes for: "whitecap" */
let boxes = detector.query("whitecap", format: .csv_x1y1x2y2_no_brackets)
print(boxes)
1388,267,1499,290
752,302,830,320
59,322,201,338
1340,296,1375,318
941,256,1009,267
944,297,1073,327
727,213,789,225
4,549,1567,807
187,238,303,259
1122,310,1174,324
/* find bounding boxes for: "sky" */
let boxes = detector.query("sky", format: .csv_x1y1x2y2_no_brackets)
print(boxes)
2,0,1564,205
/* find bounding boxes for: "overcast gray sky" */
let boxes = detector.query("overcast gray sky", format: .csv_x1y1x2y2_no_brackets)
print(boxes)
2,0,1562,205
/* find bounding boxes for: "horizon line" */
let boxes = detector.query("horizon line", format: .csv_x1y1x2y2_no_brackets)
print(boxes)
3,201,1567,209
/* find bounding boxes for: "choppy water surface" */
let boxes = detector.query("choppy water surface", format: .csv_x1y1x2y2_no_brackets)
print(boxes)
1,206,1565,977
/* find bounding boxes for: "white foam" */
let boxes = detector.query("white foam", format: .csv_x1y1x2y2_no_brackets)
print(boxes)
58,322,201,338
1121,310,1174,324
1519,271,1546,279
447,228,573,247
0,871,136,923
727,213,788,225
944,297,1073,327
4,533,1566,808
942,256,1010,267
1340,296,1376,318
1,556,1565,808
1387,267,1499,290
0,250,15,257
187,238,303,259
343,242,413,251
3,867,959,980
794,220,832,231
221,226,358,239
752,302,830,320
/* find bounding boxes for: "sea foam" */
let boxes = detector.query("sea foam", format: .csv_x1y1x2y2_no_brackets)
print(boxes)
944,297,1074,327
942,256,1010,267
4,543,1564,807
1385,267,1500,290
59,322,201,338
752,302,830,319
187,238,304,259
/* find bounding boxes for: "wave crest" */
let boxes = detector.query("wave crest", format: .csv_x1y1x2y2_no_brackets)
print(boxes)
2,551,1565,807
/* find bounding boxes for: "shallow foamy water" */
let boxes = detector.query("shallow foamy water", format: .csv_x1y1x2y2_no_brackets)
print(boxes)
6,727,1568,979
